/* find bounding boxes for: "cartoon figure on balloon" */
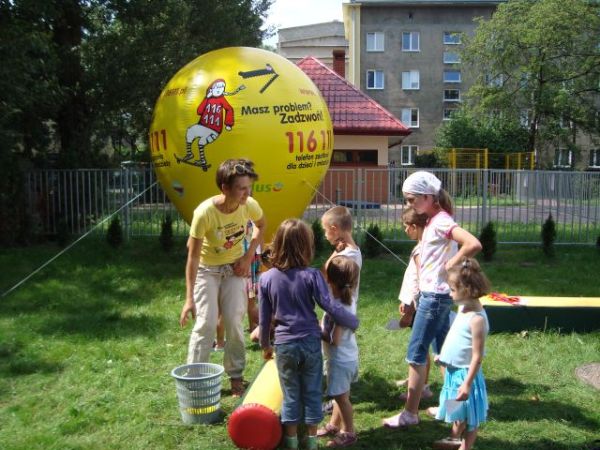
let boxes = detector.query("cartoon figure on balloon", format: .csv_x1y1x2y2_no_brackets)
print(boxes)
176,78,245,171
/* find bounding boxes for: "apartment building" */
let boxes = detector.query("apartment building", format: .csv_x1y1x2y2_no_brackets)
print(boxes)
343,0,600,170
343,0,502,166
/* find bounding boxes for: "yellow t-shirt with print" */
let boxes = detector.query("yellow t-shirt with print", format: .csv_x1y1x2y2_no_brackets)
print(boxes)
190,196,263,266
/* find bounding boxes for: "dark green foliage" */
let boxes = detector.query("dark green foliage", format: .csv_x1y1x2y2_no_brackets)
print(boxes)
479,221,497,261
414,152,439,168
0,155,27,247
541,214,556,257
106,216,123,248
363,223,383,258
56,219,70,248
434,109,530,168
159,215,174,252
0,0,273,168
312,219,325,253
596,235,600,250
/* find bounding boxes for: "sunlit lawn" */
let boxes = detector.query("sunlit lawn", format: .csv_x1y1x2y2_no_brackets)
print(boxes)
0,238,599,449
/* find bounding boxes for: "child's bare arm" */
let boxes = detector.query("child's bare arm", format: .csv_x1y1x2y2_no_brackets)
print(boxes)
446,227,482,271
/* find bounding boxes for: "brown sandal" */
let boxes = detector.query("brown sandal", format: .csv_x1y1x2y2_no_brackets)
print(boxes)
230,378,245,397
326,431,357,448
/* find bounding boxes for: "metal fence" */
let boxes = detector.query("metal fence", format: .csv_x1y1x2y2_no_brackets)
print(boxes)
26,166,600,244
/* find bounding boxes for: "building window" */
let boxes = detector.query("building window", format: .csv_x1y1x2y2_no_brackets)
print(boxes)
520,73,529,89
443,52,460,64
366,70,384,89
402,32,420,51
485,74,504,87
444,89,461,102
443,31,461,45
443,70,461,83
401,145,418,166
520,109,530,127
366,32,385,52
554,148,573,168
559,117,573,129
401,108,419,128
401,70,420,90
443,108,457,121
589,149,600,168
331,149,378,166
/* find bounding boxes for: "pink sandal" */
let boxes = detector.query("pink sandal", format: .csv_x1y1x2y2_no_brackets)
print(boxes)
326,431,357,448
382,410,419,428
317,423,339,437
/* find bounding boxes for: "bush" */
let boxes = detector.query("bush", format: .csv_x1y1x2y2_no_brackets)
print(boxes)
479,221,497,261
414,152,439,168
312,219,325,253
107,216,123,248
56,219,70,248
596,235,600,250
159,215,174,252
363,223,383,258
541,214,556,257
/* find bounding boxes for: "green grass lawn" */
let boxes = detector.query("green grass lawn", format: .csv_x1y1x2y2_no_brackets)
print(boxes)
1,239,599,449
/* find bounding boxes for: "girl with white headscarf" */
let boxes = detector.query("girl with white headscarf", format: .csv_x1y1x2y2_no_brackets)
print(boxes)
383,171,482,429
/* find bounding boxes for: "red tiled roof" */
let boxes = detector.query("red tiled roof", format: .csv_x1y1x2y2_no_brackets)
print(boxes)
297,56,411,136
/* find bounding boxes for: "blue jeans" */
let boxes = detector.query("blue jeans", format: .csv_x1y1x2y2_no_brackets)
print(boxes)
275,337,323,425
406,292,453,365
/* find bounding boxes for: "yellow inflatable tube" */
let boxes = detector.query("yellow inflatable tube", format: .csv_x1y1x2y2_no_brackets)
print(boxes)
241,359,283,413
227,359,283,450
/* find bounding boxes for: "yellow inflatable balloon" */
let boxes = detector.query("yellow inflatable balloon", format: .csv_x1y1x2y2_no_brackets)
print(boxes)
149,47,333,240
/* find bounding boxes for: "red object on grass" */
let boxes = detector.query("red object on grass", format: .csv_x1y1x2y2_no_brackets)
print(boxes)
227,403,282,450
487,292,522,305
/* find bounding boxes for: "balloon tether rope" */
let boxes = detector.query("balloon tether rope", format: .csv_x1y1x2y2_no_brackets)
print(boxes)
1,182,158,298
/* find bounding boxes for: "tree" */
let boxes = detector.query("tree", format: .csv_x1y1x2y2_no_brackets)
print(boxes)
461,0,600,165
0,1,62,160
541,214,556,257
434,108,530,167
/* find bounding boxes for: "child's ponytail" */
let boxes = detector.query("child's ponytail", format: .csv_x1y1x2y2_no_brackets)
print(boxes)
326,255,360,306
448,257,491,299
436,188,454,216
339,284,353,306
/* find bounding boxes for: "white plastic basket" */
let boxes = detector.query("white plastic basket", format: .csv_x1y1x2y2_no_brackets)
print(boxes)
171,363,224,424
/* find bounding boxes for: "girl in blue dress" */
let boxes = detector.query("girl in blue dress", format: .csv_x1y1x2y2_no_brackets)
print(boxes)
433,257,490,450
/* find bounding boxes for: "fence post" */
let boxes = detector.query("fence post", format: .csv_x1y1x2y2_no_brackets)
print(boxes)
123,164,131,240
355,168,363,230
482,169,488,229
556,171,561,236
